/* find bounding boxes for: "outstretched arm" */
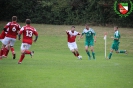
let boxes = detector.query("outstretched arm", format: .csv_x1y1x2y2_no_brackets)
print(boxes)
78,33,84,40
111,36,119,40
66,30,69,34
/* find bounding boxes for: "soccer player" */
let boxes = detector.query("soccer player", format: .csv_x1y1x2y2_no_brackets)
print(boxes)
79,24,96,60
66,26,82,59
1,16,21,59
0,30,7,59
107,26,127,59
0,30,12,59
18,19,38,64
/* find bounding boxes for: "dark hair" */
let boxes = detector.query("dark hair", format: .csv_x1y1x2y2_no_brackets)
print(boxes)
26,19,31,24
114,26,118,29
12,16,17,21
71,26,75,28
85,23,89,26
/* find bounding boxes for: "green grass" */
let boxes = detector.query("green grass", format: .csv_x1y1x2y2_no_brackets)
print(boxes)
0,22,133,88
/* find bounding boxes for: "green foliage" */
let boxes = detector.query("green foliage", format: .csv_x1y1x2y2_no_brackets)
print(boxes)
0,0,133,27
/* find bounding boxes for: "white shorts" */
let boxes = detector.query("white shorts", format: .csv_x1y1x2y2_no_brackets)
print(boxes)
2,37,16,46
21,43,31,51
68,42,78,51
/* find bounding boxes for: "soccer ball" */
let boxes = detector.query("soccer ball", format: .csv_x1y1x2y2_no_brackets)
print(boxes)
78,55,82,60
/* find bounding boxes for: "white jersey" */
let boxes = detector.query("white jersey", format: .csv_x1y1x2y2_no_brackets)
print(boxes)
82,28,95,34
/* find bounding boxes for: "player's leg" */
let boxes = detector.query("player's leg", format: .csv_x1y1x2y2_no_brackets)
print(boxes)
118,50,127,53
85,46,91,60
115,43,127,54
75,49,79,57
0,40,2,59
71,49,77,57
18,43,26,64
73,42,81,57
90,40,95,59
10,46,16,59
74,48,82,59
18,43,33,64
9,38,16,59
108,43,114,59
90,46,95,59
0,41,4,59
3,43,10,57
18,50,25,64
0,44,6,59
116,49,127,54
85,41,91,59
1,37,9,58
108,49,113,59
24,44,34,58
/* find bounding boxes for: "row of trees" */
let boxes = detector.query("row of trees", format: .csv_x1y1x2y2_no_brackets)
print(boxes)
0,0,133,27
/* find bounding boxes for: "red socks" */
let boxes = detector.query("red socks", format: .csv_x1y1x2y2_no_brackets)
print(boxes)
5,49,9,57
10,47,15,54
73,52,77,56
76,53,79,57
3,48,9,57
0,49,3,57
25,50,31,54
18,50,31,63
18,54,25,63
73,52,79,57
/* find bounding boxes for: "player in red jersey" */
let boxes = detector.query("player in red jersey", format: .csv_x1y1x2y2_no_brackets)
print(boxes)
0,29,14,59
66,26,82,59
18,19,38,64
0,30,8,59
1,16,21,59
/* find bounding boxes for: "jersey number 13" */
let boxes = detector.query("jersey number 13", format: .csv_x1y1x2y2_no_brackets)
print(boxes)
26,30,33,37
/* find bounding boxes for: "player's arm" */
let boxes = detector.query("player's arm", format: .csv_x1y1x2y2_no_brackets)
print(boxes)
18,27,24,40
94,35,96,42
34,36,38,42
3,22,10,32
112,37,119,40
3,28,7,32
66,30,69,34
77,32,81,35
111,36,119,40
17,25,21,35
34,31,38,42
18,31,22,40
94,32,96,42
78,32,84,40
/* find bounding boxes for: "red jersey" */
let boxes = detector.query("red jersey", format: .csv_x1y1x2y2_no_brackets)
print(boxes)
4,22,21,39
0,30,7,39
19,25,38,45
66,30,80,43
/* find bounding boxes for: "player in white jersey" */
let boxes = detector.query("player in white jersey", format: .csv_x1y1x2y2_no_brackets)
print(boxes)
66,26,82,60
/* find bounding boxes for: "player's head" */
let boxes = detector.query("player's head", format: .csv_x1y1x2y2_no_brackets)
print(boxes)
71,26,75,31
85,23,89,29
12,16,17,21
114,26,118,31
26,19,31,24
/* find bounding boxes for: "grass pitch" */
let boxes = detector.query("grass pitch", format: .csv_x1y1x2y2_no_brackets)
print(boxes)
0,22,133,88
